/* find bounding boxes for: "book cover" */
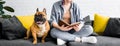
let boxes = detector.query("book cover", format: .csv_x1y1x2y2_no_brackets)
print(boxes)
58,20,80,27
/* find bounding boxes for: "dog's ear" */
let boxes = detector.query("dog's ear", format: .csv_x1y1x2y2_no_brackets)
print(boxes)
36,8,39,12
43,8,47,14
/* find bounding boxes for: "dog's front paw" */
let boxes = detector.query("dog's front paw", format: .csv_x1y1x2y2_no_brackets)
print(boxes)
33,40,37,44
24,37,28,40
42,40,45,43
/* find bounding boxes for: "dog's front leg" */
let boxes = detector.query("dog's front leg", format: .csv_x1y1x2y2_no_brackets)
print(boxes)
24,29,30,39
32,31,37,44
41,32,48,43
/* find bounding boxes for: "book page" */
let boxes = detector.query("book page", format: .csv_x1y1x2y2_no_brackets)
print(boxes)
69,22,80,27
58,20,80,27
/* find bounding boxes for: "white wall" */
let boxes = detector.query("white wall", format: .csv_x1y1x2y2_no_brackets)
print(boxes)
4,0,120,20
75,0,120,20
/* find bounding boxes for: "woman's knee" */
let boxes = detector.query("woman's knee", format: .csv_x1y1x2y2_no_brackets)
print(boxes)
50,28,76,41
84,25,93,34
50,28,58,38
50,28,67,38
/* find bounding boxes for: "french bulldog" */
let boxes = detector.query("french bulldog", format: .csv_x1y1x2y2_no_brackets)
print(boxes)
24,8,50,44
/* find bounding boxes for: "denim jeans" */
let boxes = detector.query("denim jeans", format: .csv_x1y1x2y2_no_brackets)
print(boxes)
50,25,93,42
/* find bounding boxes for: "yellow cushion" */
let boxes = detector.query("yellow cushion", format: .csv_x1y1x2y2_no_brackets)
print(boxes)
16,15,34,30
93,13,110,35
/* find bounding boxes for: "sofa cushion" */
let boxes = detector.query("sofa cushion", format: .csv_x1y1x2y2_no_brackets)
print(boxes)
0,39,34,46
93,13,109,35
83,15,92,25
35,41,66,46
16,15,34,31
0,16,27,40
68,36,120,46
0,22,2,39
0,38,66,46
103,18,120,37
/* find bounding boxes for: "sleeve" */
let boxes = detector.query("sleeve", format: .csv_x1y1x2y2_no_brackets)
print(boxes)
75,4,85,29
49,5,57,27
76,4,85,24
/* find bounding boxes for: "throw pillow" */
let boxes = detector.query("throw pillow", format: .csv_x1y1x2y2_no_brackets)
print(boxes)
93,13,110,35
16,15,34,31
103,18,120,37
83,15,91,25
83,15,98,36
1,16,27,40
83,15,90,22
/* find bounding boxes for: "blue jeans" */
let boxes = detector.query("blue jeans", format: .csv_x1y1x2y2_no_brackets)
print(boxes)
50,25,93,42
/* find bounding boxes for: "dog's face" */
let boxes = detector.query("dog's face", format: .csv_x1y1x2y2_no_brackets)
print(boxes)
34,8,47,25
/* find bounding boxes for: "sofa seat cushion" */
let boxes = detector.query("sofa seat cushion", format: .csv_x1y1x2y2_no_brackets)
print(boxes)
35,41,66,46
68,36,120,46
0,38,66,46
0,39,34,46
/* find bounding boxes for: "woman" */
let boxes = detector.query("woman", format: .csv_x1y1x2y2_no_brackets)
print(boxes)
50,0,97,45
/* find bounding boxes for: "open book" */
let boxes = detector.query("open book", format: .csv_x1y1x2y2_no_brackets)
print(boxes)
58,20,80,27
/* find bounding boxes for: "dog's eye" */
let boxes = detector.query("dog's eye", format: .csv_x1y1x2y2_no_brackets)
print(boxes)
35,14,38,16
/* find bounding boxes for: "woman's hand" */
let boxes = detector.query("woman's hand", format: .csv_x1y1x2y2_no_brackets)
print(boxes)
59,25,73,31
73,24,83,32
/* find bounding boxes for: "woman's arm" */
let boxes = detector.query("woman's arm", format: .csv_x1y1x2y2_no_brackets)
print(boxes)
50,4,72,31
73,3,84,31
